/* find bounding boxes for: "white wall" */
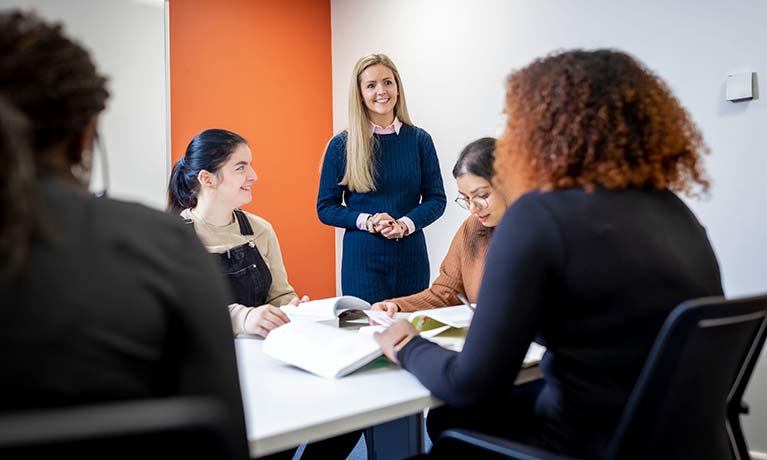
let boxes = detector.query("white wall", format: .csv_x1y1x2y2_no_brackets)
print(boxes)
0,0,169,209
331,0,767,452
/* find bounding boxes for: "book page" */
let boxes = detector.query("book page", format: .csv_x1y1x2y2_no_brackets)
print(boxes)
523,342,546,367
263,321,382,378
408,305,474,328
280,296,370,322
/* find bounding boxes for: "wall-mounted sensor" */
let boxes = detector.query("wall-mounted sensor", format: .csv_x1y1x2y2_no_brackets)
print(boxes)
726,72,754,102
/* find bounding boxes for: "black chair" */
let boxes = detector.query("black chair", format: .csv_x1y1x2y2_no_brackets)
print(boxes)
427,294,767,460
0,397,249,459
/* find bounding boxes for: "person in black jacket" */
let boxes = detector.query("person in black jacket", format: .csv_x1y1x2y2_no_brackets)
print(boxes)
374,49,723,459
0,11,247,456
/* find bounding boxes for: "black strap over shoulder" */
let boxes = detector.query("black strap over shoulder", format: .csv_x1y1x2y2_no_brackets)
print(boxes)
233,209,254,236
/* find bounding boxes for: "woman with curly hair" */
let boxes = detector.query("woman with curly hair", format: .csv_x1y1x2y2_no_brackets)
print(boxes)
374,49,723,458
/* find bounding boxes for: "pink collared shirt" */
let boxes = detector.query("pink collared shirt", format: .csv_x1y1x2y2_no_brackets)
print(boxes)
370,117,402,136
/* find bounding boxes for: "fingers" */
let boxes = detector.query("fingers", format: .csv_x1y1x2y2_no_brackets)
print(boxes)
374,321,412,362
378,222,404,239
289,295,311,306
246,305,290,337
370,213,405,239
373,330,401,361
371,212,394,226
372,302,398,316
265,305,290,324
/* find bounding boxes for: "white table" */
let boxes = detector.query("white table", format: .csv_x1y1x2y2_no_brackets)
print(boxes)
235,337,440,458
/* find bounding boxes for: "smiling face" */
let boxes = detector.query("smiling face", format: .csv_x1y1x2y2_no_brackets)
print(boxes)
213,143,257,209
359,64,398,127
455,173,506,228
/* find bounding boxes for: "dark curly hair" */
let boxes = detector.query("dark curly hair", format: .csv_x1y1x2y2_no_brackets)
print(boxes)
496,49,709,200
0,11,109,276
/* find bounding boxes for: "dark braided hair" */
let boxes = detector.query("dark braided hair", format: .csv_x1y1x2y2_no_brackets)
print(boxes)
0,11,109,276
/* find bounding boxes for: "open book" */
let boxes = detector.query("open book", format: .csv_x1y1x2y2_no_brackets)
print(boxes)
262,321,382,379
364,305,545,366
365,305,474,338
280,296,371,325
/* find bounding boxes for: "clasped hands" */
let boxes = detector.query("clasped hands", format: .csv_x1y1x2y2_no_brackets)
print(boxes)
368,212,407,240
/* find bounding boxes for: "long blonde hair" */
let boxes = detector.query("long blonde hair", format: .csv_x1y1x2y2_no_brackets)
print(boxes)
342,54,413,192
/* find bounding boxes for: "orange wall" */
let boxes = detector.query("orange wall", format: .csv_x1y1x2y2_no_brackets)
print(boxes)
169,0,336,298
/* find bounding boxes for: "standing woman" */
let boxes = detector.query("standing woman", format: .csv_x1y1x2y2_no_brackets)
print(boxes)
168,129,300,339
317,53,446,303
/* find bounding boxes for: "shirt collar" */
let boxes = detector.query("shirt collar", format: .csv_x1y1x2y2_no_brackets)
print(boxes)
370,117,402,136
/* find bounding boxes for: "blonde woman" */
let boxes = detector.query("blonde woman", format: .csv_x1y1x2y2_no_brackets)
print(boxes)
317,53,446,303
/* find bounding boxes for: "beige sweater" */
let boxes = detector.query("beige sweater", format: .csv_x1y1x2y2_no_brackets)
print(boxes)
181,209,297,335
390,216,490,312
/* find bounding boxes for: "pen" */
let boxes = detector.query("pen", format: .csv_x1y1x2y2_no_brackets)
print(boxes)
456,293,476,312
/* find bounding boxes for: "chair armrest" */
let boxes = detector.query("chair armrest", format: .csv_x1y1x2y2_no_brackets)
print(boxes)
431,429,581,460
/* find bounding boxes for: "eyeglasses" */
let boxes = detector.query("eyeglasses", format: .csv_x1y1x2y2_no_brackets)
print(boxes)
454,195,489,211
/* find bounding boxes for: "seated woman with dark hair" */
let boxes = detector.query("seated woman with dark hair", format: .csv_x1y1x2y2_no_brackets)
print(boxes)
371,137,507,314
373,49,723,459
167,129,305,339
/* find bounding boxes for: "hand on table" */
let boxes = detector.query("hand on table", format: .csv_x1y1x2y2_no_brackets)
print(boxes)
373,319,419,363
289,295,310,306
370,301,399,317
244,304,290,338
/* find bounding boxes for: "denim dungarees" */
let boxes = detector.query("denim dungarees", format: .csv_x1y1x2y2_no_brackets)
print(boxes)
215,210,272,307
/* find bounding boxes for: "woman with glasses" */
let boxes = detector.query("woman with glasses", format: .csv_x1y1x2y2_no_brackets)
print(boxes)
370,137,507,314
317,53,446,304
0,11,248,453
168,129,306,339
373,50,722,458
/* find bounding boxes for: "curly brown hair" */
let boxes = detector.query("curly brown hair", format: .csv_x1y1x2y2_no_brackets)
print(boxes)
495,49,709,201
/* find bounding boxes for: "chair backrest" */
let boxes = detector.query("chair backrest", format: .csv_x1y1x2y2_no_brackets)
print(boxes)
0,397,249,460
608,294,767,460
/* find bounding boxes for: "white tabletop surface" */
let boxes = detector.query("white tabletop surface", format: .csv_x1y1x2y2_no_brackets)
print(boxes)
235,337,441,458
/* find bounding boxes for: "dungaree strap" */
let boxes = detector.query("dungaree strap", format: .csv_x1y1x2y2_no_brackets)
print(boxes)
233,209,254,236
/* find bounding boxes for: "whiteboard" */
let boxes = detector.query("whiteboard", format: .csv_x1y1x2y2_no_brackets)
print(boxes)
0,0,169,209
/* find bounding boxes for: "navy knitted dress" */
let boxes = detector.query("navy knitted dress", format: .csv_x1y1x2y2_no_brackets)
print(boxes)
317,125,446,303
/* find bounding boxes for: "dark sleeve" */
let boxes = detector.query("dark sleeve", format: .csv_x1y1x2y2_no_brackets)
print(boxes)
398,193,563,407
402,130,446,230
317,134,360,229
164,224,248,442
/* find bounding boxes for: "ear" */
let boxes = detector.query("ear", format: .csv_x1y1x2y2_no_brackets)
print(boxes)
197,169,218,189
79,117,98,154
67,116,98,166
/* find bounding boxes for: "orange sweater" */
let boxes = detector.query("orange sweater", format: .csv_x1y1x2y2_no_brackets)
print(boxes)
391,216,491,312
